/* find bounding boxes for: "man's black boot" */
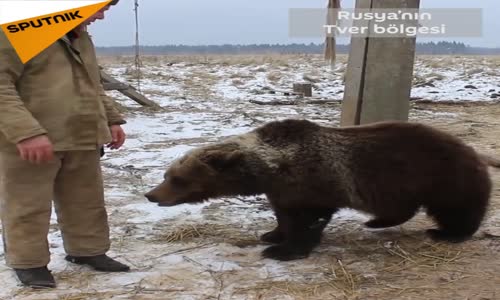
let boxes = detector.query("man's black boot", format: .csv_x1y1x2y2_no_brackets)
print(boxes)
14,267,56,288
65,254,130,272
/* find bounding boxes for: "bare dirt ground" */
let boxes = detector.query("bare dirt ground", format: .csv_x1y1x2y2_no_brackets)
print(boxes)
1,55,500,300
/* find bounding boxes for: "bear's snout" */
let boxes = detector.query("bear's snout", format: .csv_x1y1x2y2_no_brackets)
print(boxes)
145,188,178,207
145,192,159,203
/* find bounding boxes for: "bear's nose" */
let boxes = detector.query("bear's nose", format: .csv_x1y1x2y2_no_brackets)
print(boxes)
145,193,158,203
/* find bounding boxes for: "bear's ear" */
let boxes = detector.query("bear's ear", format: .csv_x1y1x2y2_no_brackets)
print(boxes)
202,150,244,171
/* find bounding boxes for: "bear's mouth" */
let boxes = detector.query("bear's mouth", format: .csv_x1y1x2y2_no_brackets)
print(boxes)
157,197,203,207
157,198,190,207
157,201,177,207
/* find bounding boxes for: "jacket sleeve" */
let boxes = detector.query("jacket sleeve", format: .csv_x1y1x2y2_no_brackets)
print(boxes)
100,87,126,126
0,32,48,144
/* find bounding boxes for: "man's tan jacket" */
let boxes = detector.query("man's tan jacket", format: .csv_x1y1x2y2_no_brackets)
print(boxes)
0,29,125,152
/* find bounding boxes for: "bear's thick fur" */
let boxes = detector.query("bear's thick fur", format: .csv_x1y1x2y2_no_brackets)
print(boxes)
145,119,497,261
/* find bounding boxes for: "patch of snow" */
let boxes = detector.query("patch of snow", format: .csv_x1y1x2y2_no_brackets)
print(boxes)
123,202,210,223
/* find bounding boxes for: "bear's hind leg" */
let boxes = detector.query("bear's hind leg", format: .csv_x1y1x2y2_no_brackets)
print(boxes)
426,205,487,243
262,207,336,261
426,163,491,242
261,210,286,244
426,193,489,243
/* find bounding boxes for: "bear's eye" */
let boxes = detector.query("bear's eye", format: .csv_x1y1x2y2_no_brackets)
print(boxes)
170,176,189,187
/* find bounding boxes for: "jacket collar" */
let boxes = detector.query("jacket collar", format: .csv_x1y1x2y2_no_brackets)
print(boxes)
59,31,83,65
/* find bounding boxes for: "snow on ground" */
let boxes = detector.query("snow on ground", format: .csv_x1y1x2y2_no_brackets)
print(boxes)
105,54,500,107
1,54,499,299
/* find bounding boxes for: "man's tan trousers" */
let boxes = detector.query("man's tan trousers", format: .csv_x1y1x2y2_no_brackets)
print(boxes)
0,150,110,268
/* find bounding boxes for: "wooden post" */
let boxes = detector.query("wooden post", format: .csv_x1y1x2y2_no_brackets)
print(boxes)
293,83,313,97
99,69,160,109
340,0,420,126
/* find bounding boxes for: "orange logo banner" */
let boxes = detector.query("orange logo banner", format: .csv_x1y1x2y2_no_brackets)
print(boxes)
1,1,111,63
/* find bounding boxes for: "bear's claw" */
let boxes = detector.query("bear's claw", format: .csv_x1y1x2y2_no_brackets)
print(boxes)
260,230,286,244
426,229,471,243
262,244,311,261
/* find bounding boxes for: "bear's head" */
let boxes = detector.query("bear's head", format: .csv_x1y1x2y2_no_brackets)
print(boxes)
145,144,260,206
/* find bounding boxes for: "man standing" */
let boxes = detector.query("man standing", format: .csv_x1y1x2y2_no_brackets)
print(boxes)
0,0,129,288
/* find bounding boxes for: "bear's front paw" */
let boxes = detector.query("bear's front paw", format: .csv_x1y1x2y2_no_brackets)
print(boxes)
260,230,286,244
261,244,310,261
426,229,470,243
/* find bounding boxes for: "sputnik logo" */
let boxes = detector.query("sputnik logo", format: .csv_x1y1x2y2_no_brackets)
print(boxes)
0,0,112,63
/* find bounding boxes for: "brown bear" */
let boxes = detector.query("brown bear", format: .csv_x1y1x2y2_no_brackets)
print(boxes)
145,119,498,261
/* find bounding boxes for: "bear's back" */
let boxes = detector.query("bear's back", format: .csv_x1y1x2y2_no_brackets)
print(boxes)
255,119,322,147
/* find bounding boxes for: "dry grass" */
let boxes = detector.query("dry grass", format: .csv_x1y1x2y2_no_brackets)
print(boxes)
14,291,115,300
180,70,219,99
423,60,448,69
232,258,367,300
426,72,446,81
231,237,468,299
412,74,428,86
234,280,333,299
484,69,500,77
380,240,464,273
153,223,259,248
302,74,322,83
267,71,282,82
98,53,500,71
99,53,350,70
229,72,255,79
232,79,245,86
321,259,363,298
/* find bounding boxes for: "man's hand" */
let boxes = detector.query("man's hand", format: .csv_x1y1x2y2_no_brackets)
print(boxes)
107,125,126,150
16,135,54,164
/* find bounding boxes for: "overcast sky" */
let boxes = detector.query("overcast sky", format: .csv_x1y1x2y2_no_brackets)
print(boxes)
89,0,499,48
